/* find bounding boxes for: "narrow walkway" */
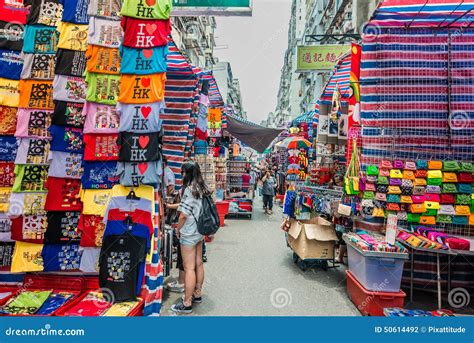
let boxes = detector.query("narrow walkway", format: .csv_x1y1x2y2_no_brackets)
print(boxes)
161,196,359,316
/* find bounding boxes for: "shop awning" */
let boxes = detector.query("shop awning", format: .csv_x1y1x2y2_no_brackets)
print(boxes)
291,110,316,126
225,114,285,153
320,53,352,105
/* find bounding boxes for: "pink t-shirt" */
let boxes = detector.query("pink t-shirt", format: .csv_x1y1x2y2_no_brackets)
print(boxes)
83,102,120,134
15,108,53,139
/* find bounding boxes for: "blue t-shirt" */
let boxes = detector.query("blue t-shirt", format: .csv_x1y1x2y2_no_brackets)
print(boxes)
0,49,22,80
49,125,84,153
60,0,89,24
23,25,58,54
81,161,119,189
120,45,168,75
0,136,17,161
41,244,82,272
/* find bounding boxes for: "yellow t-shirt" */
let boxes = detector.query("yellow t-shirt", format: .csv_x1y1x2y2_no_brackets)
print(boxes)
57,22,89,52
102,300,141,316
110,184,155,202
208,108,222,122
118,73,166,104
80,188,112,216
0,187,11,212
0,78,19,107
10,241,44,272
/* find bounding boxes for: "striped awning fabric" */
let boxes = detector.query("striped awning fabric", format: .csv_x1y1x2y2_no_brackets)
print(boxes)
320,53,352,105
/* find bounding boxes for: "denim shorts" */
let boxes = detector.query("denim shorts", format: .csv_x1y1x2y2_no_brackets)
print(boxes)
180,233,204,247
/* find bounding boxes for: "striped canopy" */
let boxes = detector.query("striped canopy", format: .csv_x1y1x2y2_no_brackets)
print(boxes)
320,53,352,105
369,0,474,29
291,110,316,126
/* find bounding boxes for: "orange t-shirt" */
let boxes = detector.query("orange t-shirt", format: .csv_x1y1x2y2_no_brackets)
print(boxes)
18,80,54,110
85,45,121,75
118,73,166,104
208,108,222,122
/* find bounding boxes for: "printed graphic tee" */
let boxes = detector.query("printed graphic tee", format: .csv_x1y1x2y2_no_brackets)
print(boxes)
47,150,83,179
12,165,49,192
88,16,122,48
120,45,167,75
117,101,164,133
0,21,24,51
15,138,51,165
117,161,162,187
81,161,119,189
83,102,120,134
120,0,172,20
10,241,44,272
55,49,87,77
57,22,88,51
10,215,47,243
22,25,59,54
118,73,166,104
60,0,89,24
117,132,162,162
80,188,112,216
78,214,105,247
0,105,17,135
44,211,81,243
121,17,171,48
41,243,82,271
51,101,85,127
53,74,87,103
83,133,119,161
0,161,14,187
49,125,84,153
18,79,54,109
0,0,29,24
8,192,47,217
0,136,17,161
0,49,22,80
26,0,63,27
87,0,121,19
85,45,120,74
85,72,120,105
15,109,52,138
44,177,83,211
0,78,19,107
21,53,56,80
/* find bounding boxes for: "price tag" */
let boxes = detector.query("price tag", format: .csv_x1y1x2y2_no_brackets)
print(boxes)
385,214,398,245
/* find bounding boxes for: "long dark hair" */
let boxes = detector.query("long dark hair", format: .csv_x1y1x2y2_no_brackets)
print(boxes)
181,161,211,198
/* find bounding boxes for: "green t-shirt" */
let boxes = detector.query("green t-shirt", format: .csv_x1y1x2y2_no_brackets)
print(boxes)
85,71,121,106
1,290,51,314
120,0,172,19
12,164,49,192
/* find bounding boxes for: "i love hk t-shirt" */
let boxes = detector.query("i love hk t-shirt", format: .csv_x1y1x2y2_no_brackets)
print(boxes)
117,161,162,188
83,133,119,161
121,17,171,49
18,79,54,109
117,132,162,162
85,45,120,75
0,49,22,80
120,45,168,75
117,101,164,133
22,25,59,55
83,102,120,134
57,22,89,52
120,0,172,20
21,53,56,80
118,73,166,104
85,72,120,105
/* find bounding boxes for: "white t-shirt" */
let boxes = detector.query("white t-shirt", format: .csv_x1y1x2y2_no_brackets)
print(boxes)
164,166,175,187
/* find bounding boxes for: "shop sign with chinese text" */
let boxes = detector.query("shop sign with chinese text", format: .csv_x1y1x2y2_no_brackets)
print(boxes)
296,45,350,71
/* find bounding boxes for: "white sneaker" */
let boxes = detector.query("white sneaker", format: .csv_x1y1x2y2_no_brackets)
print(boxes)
167,281,184,293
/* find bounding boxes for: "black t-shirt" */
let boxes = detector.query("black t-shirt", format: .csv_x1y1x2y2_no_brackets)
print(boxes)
117,132,162,162
52,101,86,128
0,21,24,51
44,211,81,243
99,233,147,302
26,0,62,26
55,49,87,77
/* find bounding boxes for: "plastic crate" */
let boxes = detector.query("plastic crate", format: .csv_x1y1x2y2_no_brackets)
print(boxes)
346,271,406,316
0,285,21,306
346,243,407,293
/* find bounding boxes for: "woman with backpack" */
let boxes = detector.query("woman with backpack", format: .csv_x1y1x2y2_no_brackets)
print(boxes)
171,161,210,314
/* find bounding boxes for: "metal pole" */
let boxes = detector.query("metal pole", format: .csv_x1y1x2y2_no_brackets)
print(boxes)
437,253,442,309
410,250,414,304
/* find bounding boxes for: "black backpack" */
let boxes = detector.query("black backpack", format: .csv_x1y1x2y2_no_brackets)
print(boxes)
193,195,220,236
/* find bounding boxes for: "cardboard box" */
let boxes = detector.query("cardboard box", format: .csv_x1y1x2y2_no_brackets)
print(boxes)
288,217,337,260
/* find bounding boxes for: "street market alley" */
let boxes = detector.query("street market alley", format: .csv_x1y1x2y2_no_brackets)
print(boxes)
162,196,360,316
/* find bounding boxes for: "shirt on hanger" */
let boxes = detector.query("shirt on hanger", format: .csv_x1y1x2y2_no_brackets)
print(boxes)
85,72,120,105
0,49,22,80
118,73,166,104
121,17,171,49
81,161,119,189
60,0,89,24
53,74,87,103
0,161,14,187
10,241,44,272
117,161,162,187
0,77,19,107
22,25,59,54
106,208,153,234
18,79,54,109
0,105,17,135
26,0,63,27
44,177,83,211
80,188,112,216
0,135,17,161
10,216,47,243
83,102,120,134
41,243,81,271
117,131,162,162
21,53,56,80
120,0,172,20
55,49,87,77
51,101,85,127
49,125,84,153
117,102,164,133
44,211,81,243
0,21,24,51
57,22,88,51
120,45,168,75
88,16,122,48
15,138,51,165
8,192,47,217
110,184,155,202
103,197,153,221
79,246,100,272
83,133,119,161
87,0,121,19
12,164,49,192
85,45,120,74
47,151,83,179
78,214,105,247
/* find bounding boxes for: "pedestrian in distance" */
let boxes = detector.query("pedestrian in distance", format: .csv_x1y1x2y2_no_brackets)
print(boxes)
261,168,277,215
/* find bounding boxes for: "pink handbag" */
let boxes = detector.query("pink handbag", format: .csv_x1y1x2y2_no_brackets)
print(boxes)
445,238,470,250
411,195,425,203
424,193,440,202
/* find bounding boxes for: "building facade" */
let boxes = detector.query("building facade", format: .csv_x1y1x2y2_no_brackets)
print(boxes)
213,61,246,118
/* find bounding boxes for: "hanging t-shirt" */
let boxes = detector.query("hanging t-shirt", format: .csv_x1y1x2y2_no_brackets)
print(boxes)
121,16,171,49
0,21,24,51
10,241,44,272
0,241,14,266
83,133,119,161
15,109,52,138
44,177,83,211
0,49,22,80
117,161,162,187
60,0,89,24
47,151,84,179
88,16,122,48
80,188,112,216
53,74,87,103
49,125,84,153
12,164,49,192
119,73,166,104
57,22,88,52
0,105,17,135
87,0,121,19
120,45,167,75
8,192,47,217
10,215,47,243
22,25,59,54
79,246,100,272
106,208,153,235
51,101,85,127
78,214,104,247
0,161,14,187
117,101,163,133
21,53,56,80
85,45,120,74
0,77,19,107
44,211,81,243
84,72,120,105
120,0,172,20
41,243,82,271
117,132,161,162
18,79,54,109
81,161,119,189
0,135,17,161
99,233,147,301
14,138,50,165
55,49,86,77
0,0,29,24
0,187,11,212
26,0,63,27
83,102,120,134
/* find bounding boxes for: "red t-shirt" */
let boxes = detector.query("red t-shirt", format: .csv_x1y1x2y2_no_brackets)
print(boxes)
0,0,29,24
106,208,153,234
11,215,46,243
195,128,208,141
83,134,119,161
78,214,104,247
44,177,83,211
121,17,171,49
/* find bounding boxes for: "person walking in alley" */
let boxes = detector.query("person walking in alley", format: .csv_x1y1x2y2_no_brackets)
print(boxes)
261,169,277,215
171,161,209,314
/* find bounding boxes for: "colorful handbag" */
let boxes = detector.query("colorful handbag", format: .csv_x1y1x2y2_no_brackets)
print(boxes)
393,160,404,169
388,186,401,194
427,178,442,186
363,191,375,199
367,175,377,183
389,169,403,178
401,187,413,196
426,185,441,194
397,211,408,220
375,192,387,201
424,201,440,210
379,160,393,169
445,237,470,250
443,160,460,171
439,205,455,215
344,140,361,195
413,186,426,195
440,194,455,204
427,170,442,179
458,183,472,194
372,207,385,217
470,214,474,225
460,162,474,172
366,165,379,176
424,209,438,216
387,203,400,211
406,235,423,247
442,172,458,183
401,195,413,203
411,195,425,203
442,183,457,193
404,161,417,170
437,214,452,223
379,168,390,177
410,203,426,213
414,170,428,178
377,176,389,185
456,194,471,205
428,160,443,170
407,213,421,223
376,184,388,193
416,160,428,170
387,194,400,203
401,179,414,188
458,173,474,183
424,194,440,202
402,170,415,180
414,178,427,186
361,199,374,207
453,216,468,225
365,183,376,191
455,205,471,216
419,216,436,225
389,178,402,186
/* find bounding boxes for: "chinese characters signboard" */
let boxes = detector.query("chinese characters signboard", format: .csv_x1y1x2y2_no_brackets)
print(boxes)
296,45,350,71
172,0,252,16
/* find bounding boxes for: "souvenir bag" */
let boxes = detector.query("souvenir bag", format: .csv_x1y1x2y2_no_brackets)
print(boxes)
407,213,421,223
427,178,442,186
443,160,460,172
401,195,413,204
389,169,402,178
388,186,401,194
427,170,442,179
437,214,452,224
404,161,417,170
380,160,393,169
386,203,400,211
410,203,426,213
402,170,415,180
442,183,457,194
460,162,474,172
424,201,440,210
419,216,436,225
458,183,472,194
367,175,377,183
453,216,468,225
416,160,428,170
376,184,388,193
456,194,471,205
426,185,441,194
387,194,400,203
445,237,470,250
375,192,387,202
401,187,413,196
424,194,440,203
393,160,404,169
470,214,474,225
414,170,428,178
377,176,389,185
413,186,426,195
389,178,402,186
442,172,458,183
428,160,443,170
414,178,427,186
372,207,385,217
365,183,376,192
344,139,360,195
379,168,390,177
406,235,423,247
397,211,408,220
366,165,379,176
411,195,425,203
455,205,470,216
440,194,455,204
363,191,375,200
424,209,438,216
439,205,455,215
458,173,474,183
